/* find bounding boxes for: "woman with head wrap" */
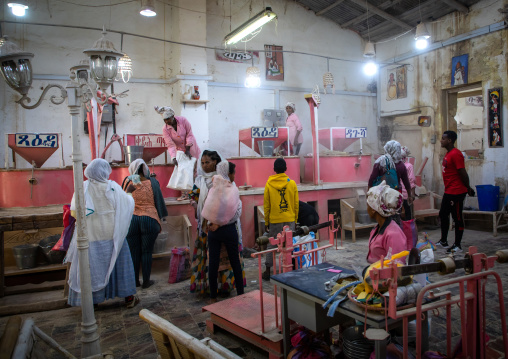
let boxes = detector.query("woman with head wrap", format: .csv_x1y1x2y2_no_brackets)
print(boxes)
65,159,139,308
156,105,201,200
399,146,416,220
123,159,168,289
201,160,245,303
189,150,246,299
285,102,303,155
366,181,407,263
368,140,412,204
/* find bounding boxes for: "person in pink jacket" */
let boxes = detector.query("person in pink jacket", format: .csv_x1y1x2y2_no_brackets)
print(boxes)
399,146,416,220
285,102,303,155
366,181,407,264
156,106,201,165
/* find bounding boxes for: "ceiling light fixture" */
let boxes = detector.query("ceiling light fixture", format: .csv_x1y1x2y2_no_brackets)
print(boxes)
8,2,28,17
140,0,156,17
363,42,375,57
115,34,133,83
415,22,430,49
245,59,261,88
224,7,277,46
363,61,378,76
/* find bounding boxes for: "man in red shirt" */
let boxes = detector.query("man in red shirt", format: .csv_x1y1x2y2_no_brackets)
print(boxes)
437,131,475,253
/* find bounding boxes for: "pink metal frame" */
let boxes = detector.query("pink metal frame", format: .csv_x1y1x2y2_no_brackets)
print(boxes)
251,214,337,334
369,246,508,359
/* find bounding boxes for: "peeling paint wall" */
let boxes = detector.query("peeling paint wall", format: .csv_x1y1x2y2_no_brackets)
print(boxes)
377,0,508,194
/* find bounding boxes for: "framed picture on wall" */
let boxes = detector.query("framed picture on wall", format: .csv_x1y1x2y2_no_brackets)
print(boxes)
386,65,407,101
488,88,503,147
451,54,468,86
265,45,284,81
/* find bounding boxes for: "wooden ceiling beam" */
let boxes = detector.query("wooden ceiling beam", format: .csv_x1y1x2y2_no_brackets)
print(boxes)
341,0,401,28
441,0,469,13
347,0,413,30
316,0,347,16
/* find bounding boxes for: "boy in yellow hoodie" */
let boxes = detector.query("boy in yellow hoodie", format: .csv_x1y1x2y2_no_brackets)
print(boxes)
263,158,299,280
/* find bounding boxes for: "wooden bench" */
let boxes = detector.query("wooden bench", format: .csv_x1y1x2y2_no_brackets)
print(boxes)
139,309,242,359
414,192,441,220
340,198,376,242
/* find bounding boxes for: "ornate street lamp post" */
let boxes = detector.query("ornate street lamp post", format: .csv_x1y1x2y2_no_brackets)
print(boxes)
0,30,123,358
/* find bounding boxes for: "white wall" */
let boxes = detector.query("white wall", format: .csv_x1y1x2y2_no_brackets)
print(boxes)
0,0,378,170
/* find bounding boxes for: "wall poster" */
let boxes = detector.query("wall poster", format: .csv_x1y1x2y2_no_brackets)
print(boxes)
451,54,468,86
386,65,407,101
488,88,503,147
265,45,284,81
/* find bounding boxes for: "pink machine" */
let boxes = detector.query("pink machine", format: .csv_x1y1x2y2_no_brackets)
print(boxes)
303,127,372,183
124,133,168,163
238,127,289,156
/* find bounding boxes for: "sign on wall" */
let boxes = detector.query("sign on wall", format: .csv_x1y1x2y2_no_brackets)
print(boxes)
215,50,259,63
16,133,59,148
265,45,284,81
488,88,503,147
345,127,367,138
251,127,278,138
386,65,407,101
451,54,468,86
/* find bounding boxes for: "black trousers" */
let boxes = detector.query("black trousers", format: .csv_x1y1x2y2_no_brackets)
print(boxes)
126,215,160,284
439,192,467,246
208,222,244,299
402,199,412,220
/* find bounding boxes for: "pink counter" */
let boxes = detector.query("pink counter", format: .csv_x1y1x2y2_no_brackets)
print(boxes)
228,156,300,187
303,155,372,183
0,165,179,208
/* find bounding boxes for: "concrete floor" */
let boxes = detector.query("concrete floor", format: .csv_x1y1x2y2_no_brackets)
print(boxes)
1,223,507,358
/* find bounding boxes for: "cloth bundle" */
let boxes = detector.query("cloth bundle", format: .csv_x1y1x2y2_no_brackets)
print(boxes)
201,175,240,226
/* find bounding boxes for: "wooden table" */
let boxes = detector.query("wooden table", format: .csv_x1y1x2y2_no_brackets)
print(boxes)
271,262,429,358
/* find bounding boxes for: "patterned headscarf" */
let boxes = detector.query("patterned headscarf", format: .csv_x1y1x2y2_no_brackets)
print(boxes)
367,180,403,217
374,140,402,170
84,158,112,183
128,158,150,178
154,105,175,120
216,161,229,181
401,146,411,160
285,102,296,111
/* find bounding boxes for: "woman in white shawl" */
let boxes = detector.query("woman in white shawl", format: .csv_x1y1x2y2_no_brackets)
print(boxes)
189,150,246,296
66,159,138,308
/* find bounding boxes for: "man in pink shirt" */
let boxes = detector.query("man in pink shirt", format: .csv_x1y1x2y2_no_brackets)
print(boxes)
155,106,201,165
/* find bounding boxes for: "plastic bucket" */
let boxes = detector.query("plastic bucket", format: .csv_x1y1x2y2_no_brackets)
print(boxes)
476,185,500,211
257,140,274,157
124,146,144,165
12,244,39,270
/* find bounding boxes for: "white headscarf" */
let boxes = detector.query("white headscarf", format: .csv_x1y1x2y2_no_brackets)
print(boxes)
285,102,296,111
128,158,150,177
84,158,112,183
375,140,402,171
367,180,403,217
216,160,229,180
154,105,175,120
195,149,224,231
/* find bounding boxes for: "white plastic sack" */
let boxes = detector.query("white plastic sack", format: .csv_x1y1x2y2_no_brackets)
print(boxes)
201,175,240,226
167,151,196,191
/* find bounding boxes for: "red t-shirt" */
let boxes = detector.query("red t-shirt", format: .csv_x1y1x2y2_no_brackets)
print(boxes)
442,148,467,194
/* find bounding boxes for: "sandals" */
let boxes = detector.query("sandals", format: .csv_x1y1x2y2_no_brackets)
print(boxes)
177,193,188,201
125,295,140,309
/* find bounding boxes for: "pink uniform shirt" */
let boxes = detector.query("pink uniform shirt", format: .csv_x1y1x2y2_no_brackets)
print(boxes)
366,220,407,264
286,113,303,145
162,116,201,160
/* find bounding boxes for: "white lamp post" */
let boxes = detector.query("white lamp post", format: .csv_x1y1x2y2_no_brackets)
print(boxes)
0,30,123,358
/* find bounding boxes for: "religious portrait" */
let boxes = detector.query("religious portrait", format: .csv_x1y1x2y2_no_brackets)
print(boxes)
488,88,503,147
451,54,468,86
386,65,407,101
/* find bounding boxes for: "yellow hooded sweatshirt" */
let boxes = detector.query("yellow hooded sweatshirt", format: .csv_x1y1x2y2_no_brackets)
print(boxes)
263,173,299,226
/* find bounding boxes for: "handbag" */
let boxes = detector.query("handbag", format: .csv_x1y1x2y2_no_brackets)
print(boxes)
373,158,400,190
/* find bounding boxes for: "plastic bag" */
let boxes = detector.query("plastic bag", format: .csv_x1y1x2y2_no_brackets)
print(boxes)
293,232,322,268
402,219,418,250
201,175,240,226
52,204,75,252
167,151,196,191
168,247,191,283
